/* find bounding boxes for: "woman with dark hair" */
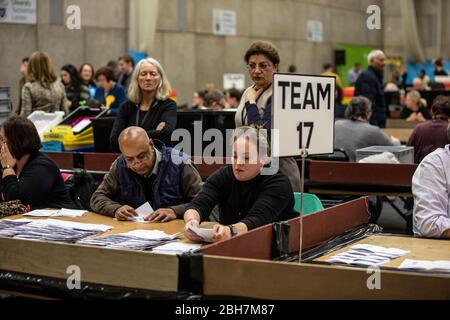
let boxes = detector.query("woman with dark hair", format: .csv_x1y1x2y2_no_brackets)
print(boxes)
21,51,68,117
60,64,90,112
235,40,301,192
79,63,98,98
93,66,127,115
184,126,295,243
0,116,75,209
408,96,450,163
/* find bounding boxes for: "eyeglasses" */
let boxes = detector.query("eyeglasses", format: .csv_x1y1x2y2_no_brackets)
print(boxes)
246,62,272,72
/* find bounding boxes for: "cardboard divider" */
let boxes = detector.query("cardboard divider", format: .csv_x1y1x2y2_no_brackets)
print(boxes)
202,197,369,260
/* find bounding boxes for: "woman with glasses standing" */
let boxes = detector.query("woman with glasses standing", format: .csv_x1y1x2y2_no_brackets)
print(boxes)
235,41,301,192
109,58,177,152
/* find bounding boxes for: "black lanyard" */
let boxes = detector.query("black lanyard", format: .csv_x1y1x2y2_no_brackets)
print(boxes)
136,100,158,127
241,85,271,125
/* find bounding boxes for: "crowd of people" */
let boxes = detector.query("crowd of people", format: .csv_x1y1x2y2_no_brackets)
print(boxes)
2,41,450,241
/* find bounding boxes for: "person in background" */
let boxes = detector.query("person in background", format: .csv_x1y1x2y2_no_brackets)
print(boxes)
400,90,430,122
191,90,207,109
348,63,362,86
117,54,135,91
408,96,450,163
235,40,301,192
321,63,343,90
91,127,202,222
183,126,295,243
205,89,225,111
335,96,398,162
0,116,75,209
13,57,29,116
288,64,297,74
412,130,450,239
354,50,387,128
107,60,120,81
419,69,431,90
93,66,127,115
109,57,177,151
20,51,68,117
394,63,408,90
60,64,90,112
79,63,98,98
434,58,448,76
225,88,242,109
412,77,423,91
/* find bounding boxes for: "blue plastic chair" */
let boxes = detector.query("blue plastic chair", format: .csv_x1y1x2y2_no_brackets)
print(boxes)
293,192,324,215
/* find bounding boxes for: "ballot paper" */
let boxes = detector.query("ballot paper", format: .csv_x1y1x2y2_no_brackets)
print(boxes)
0,219,34,230
398,259,450,273
188,226,215,243
135,202,154,217
152,242,201,255
24,208,88,218
326,244,410,267
0,219,113,243
77,229,179,250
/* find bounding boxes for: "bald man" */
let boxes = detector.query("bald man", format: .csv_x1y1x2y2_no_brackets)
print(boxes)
354,50,387,128
90,127,203,222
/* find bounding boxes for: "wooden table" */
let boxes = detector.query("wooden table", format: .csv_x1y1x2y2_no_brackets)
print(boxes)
314,234,450,269
0,213,195,299
381,128,414,144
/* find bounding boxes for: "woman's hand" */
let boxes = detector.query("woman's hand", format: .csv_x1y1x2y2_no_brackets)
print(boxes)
0,143,16,168
212,224,232,242
406,113,418,122
156,122,166,131
246,86,264,103
416,112,426,122
184,219,204,242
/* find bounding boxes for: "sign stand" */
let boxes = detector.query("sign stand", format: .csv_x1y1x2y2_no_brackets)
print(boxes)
298,147,308,264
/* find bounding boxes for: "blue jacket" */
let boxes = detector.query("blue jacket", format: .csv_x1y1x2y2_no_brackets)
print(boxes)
116,141,190,210
94,83,127,116
354,67,387,128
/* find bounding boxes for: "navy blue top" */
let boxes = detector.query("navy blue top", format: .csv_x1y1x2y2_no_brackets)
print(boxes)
94,83,127,116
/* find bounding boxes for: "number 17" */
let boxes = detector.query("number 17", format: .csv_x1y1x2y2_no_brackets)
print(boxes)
297,122,314,149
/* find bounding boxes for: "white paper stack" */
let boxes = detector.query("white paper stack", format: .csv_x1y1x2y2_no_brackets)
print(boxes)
24,208,88,218
0,219,113,243
326,244,410,266
398,259,450,273
77,229,179,251
152,242,201,255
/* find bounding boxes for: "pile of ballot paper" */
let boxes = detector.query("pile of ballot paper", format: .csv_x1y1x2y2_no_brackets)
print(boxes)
0,218,112,243
24,209,88,218
398,259,450,273
326,244,410,266
77,229,179,251
152,242,201,255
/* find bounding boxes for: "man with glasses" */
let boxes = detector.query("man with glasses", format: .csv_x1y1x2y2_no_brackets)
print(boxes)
91,126,203,222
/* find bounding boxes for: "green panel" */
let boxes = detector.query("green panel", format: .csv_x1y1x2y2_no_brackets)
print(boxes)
336,44,374,87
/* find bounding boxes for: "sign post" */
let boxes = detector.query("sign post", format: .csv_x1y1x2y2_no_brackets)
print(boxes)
271,73,335,263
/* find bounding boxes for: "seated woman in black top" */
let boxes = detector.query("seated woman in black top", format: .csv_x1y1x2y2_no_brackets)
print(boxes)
400,90,431,122
184,126,295,243
0,116,75,210
109,57,177,151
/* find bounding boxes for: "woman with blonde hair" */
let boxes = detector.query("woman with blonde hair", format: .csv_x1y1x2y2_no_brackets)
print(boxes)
400,90,431,122
20,51,68,117
109,57,176,151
